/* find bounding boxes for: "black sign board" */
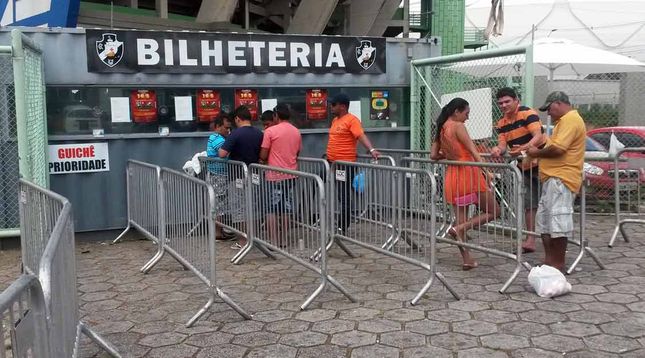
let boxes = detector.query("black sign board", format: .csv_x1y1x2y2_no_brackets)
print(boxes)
86,30,386,74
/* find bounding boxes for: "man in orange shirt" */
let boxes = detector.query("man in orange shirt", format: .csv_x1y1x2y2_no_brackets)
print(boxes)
326,93,380,234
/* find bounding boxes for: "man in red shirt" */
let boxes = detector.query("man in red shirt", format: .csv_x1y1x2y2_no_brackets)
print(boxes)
259,103,302,247
326,93,380,234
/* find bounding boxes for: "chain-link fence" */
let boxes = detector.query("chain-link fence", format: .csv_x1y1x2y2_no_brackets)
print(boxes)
410,46,533,152
1,30,48,236
411,45,645,211
0,48,18,233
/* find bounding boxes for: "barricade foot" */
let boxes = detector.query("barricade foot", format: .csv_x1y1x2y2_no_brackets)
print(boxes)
231,240,275,265
327,275,357,303
112,225,131,244
216,288,252,320
301,282,326,310
186,296,214,328
435,272,461,300
335,237,358,258
140,248,164,274
410,272,460,305
499,264,522,293
78,322,122,358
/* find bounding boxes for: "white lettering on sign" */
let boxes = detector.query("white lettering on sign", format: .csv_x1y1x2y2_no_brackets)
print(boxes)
135,39,351,69
137,38,160,65
48,143,110,175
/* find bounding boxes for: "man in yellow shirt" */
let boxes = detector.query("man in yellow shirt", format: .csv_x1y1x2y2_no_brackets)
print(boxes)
527,91,586,271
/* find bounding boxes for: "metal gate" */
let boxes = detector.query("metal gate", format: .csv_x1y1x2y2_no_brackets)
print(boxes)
0,29,48,238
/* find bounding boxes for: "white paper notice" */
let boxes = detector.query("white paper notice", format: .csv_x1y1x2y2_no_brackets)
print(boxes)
349,101,362,122
110,97,130,123
174,96,193,121
261,98,277,113
440,88,493,140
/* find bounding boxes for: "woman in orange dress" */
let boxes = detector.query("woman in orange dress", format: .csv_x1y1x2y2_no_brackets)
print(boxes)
430,98,500,270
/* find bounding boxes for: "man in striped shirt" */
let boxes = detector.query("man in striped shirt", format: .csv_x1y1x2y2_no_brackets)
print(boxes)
491,87,544,253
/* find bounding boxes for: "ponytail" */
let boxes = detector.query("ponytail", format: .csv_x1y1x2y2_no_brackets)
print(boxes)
434,97,469,143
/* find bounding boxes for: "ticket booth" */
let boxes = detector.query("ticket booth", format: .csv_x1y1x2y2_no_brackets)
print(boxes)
0,28,440,231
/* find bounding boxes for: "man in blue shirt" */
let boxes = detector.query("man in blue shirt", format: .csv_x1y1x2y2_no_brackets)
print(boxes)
206,114,232,240
219,106,264,248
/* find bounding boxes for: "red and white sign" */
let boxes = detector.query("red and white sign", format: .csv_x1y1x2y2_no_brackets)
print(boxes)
306,89,328,120
196,89,221,122
130,89,157,123
48,143,110,174
234,89,259,120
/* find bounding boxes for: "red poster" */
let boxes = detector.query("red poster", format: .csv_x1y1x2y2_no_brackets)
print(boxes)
196,89,221,122
130,90,157,123
234,89,259,121
306,89,328,120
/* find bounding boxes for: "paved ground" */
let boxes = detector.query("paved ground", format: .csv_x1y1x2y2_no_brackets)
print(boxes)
2,214,645,358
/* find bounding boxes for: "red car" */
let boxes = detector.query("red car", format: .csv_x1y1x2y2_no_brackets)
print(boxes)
586,127,645,199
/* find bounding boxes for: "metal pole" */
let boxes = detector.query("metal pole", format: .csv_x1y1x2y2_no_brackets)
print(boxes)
11,29,29,182
245,0,250,30
403,0,410,38
523,43,535,108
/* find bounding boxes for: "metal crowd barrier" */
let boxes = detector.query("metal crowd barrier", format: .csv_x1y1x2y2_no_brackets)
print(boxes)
375,148,431,165
0,275,50,357
329,160,460,304
19,179,121,357
144,168,251,326
401,158,529,293
241,164,356,309
609,147,645,247
113,160,163,270
198,157,274,264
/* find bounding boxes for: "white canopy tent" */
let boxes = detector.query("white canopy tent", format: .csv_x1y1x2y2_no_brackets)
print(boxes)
447,38,645,79
466,0,645,62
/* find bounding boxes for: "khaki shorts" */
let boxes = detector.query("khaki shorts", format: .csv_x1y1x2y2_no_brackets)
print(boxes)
536,177,575,238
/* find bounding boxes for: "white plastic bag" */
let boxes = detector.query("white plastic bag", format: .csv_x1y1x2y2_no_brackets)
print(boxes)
182,151,207,176
608,132,625,157
527,265,572,298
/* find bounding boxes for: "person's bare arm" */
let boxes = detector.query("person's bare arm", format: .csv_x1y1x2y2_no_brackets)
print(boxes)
430,141,444,160
510,126,544,155
259,148,269,163
218,148,229,158
527,144,565,158
357,134,380,159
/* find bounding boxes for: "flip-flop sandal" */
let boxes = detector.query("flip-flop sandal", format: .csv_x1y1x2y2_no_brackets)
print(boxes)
230,242,243,250
216,232,237,241
521,247,536,254
462,262,479,271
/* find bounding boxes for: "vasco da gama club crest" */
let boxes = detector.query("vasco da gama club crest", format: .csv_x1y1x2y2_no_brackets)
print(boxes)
356,40,376,70
96,33,124,67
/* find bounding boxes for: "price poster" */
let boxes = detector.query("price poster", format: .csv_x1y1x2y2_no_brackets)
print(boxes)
369,90,390,120
196,89,221,122
305,89,328,120
130,89,158,123
234,89,259,121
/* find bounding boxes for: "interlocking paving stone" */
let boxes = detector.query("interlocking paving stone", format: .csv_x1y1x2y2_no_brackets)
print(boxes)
458,347,510,358
429,333,479,350
453,319,498,336
531,334,586,353
403,346,453,358
584,334,643,353
279,331,328,348
379,331,426,348
3,216,645,357
245,344,297,358
357,318,401,333
195,344,246,358
330,330,376,347
311,319,355,334
138,332,186,348
480,333,530,350
296,345,347,358
350,344,399,358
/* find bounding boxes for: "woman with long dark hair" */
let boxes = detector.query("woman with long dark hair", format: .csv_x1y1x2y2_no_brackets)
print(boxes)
431,98,500,270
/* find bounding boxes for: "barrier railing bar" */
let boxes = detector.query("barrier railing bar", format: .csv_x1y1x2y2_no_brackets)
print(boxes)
609,147,645,247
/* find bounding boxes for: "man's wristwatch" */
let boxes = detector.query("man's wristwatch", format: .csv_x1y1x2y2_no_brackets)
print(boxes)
369,148,376,153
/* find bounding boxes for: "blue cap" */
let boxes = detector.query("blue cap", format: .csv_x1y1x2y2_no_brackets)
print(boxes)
329,93,350,106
